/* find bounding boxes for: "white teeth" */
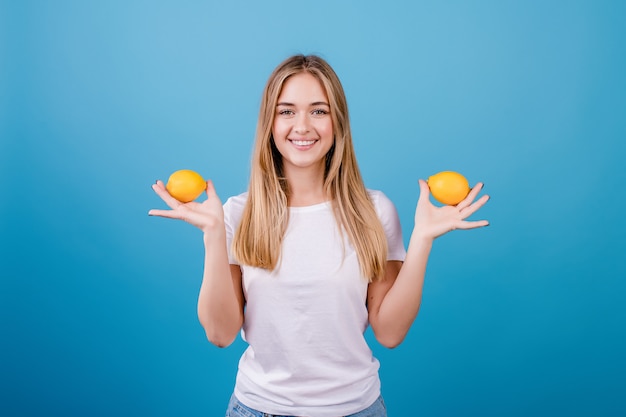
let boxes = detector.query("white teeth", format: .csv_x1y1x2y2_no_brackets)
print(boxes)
291,140,316,146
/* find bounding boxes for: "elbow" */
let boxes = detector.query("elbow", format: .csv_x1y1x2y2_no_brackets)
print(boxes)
198,317,239,348
377,334,406,349
203,328,237,348
371,318,409,349
373,327,407,349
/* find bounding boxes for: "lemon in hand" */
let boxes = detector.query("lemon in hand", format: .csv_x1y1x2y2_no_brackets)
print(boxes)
166,169,206,203
427,171,470,205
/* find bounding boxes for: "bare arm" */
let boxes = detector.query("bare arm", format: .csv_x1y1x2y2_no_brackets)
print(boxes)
149,180,245,347
197,233,244,347
368,180,489,348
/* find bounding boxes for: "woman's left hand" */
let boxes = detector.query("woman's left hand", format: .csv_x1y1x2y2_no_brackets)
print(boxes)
413,179,490,240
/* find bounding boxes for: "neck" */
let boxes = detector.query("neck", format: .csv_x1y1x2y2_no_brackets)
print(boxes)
284,164,327,207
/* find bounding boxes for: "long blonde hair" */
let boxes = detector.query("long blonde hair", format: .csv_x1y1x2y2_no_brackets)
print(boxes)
232,55,387,282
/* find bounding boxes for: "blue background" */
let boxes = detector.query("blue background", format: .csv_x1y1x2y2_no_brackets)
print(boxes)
2,0,625,416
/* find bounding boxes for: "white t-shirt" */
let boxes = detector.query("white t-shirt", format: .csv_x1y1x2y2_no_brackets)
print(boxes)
223,190,406,417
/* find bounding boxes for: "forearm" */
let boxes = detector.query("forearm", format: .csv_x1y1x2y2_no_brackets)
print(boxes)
197,230,243,347
375,232,432,347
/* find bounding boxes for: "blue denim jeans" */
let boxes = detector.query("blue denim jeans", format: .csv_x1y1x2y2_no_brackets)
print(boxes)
225,394,387,417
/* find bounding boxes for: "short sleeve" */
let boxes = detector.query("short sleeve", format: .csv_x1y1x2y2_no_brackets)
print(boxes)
369,190,407,261
222,192,248,265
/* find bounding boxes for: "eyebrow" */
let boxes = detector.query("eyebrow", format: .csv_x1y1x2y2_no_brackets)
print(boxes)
276,101,330,107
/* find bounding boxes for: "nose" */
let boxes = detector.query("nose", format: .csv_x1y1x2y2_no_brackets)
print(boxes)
293,113,310,135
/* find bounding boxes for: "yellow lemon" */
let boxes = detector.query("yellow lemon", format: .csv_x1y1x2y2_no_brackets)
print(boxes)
166,169,206,203
427,171,470,205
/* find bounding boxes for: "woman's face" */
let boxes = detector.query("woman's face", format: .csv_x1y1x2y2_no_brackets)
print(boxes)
272,72,334,177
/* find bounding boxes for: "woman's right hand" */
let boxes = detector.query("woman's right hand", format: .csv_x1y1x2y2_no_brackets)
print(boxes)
148,179,225,233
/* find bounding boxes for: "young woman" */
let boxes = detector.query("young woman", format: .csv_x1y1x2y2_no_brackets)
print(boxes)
149,54,489,417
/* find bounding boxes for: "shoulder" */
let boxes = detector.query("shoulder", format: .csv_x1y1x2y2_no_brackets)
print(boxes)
367,189,388,203
223,192,248,209
367,189,397,215
223,192,248,224
368,189,406,258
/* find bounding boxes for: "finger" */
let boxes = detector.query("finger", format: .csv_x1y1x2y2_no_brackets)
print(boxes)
460,194,490,218
151,182,183,209
456,219,490,230
417,179,430,204
457,182,483,210
148,208,183,219
205,179,218,199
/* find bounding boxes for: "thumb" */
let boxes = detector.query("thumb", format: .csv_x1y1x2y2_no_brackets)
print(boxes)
205,179,217,198
418,179,430,203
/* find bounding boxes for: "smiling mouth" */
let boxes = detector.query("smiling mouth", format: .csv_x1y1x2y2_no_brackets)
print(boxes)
290,139,317,146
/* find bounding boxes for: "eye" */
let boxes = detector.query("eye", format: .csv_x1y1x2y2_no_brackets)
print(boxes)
278,109,295,116
312,108,329,116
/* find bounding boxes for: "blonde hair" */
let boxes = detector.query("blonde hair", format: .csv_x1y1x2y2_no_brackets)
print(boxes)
232,55,387,282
